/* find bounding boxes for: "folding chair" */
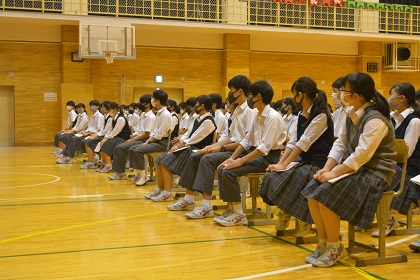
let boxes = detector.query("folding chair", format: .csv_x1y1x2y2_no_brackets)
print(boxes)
347,139,409,267
147,130,171,181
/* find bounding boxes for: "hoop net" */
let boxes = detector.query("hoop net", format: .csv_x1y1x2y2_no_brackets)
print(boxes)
103,51,118,64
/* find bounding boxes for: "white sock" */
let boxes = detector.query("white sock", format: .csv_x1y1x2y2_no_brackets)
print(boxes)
213,180,219,186
139,170,145,176
202,199,211,209
319,239,327,245
184,194,194,204
327,241,341,249
162,190,172,196
232,204,243,215
228,204,234,211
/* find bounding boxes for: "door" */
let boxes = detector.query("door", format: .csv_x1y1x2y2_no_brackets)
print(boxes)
0,86,14,146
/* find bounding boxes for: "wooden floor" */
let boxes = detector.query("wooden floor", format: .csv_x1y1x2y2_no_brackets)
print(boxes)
1,146,420,279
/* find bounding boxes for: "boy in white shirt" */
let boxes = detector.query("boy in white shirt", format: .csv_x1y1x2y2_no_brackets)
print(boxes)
209,93,227,140
53,100,77,155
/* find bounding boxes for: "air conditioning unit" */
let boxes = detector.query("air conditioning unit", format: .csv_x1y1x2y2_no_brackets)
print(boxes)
384,42,419,71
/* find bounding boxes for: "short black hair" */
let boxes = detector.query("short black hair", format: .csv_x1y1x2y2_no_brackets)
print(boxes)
167,99,178,112
178,102,187,109
153,89,168,106
332,77,343,89
139,94,152,107
197,95,213,112
75,103,85,109
129,102,137,108
221,102,226,109
228,75,252,95
109,102,119,110
134,103,142,110
273,100,283,110
101,101,111,110
249,80,274,105
66,101,75,107
186,97,197,108
89,100,101,107
120,105,128,110
208,93,222,109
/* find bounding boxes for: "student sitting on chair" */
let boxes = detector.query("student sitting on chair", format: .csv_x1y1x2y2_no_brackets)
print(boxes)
149,95,216,202
215,80,287,226
53,100,77,156
209,93,227,140
167,99,180,141
108,94,156,180
127,102,140,131
301,72,396,267
57,100,104,164
81,101,113,169
178,102,190,135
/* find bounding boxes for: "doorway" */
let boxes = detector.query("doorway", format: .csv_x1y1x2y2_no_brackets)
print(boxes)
0,86,14,146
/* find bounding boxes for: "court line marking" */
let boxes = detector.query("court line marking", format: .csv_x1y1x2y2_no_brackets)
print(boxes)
226,264,312,280
0,192,143,201
0,235,268,259
0,197,146,207
386,234,419,247
0,173,61,189
0,211,166,244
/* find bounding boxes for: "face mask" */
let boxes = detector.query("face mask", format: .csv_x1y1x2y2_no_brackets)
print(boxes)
129,109,134,115
134,109,140,114
294,92,303,107
123,110,129,115
280,106,288,115
387,96,401,111
332,91,342,106
180,109,185,115
227,89,240,105
194,105,202,114
66,106,73,111
247,96,260,109
340,91,354,107
90,106,97,112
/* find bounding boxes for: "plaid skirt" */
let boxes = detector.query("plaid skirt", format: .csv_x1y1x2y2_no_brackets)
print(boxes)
155,147,194,175
301,167,388,229
259,163,319,224
390,165,419,215
85,136,104,152
59,133,75,145
100,137,126,156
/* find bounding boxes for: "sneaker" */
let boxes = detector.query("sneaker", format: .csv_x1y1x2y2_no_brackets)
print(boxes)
56,156,72,164
275,210,291,231
408,239,420,251
371,217,400,237
185,205,214,219
98,164,112,173
145,188,162,199
312,244,348,267
135,175,148,186
80,162,96,169
108,173,127,180
305,243,328,264
51,148,62,154
96,164,104,172
295,220,312,237
354,225,366,232
93,154,100,163
213,209,232,224
53,152,64,158
125,161,130,169
151,191,174,202
173,175,180,185
167,198,196,211
217,212,247,227
131,173,141,182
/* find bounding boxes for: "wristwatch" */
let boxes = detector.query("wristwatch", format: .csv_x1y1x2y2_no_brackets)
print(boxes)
221,145,226,152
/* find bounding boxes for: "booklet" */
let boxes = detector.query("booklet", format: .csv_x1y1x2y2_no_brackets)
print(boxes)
410,174,420,186
172,146,189,153
328,171,356,184
275,161,300,172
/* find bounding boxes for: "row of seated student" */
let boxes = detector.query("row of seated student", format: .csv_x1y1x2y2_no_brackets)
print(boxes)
51,73,420,268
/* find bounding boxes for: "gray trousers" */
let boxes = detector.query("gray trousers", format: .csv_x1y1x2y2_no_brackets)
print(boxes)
62,135,84,158
218,149,281,203
112,140,145,173
178,151,233,195
128,138,168,170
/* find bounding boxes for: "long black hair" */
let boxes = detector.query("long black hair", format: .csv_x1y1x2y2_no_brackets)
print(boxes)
390,82,420,117
342,72,390,119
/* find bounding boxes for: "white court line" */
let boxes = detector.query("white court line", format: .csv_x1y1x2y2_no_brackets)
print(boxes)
386,234,419,247
0,192,143,201
226,264,312,280
0,173,61,189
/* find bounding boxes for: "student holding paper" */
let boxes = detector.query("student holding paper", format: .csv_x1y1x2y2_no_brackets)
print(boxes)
259,77,334,237
301,72,396,267
149,95,216,202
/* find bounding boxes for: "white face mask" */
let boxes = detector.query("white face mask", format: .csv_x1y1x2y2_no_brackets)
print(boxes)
134,109,140,114
180,109,185,115
340,91,354,107
66,106,73,111
332,91,341,106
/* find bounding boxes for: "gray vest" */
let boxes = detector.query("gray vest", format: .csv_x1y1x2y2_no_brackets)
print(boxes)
345,106,396,185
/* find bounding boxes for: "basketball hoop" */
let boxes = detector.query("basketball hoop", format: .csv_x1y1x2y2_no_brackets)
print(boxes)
103,51,118,64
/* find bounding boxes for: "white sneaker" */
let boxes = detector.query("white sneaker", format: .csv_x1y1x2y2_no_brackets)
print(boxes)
108,173,127,180
135,175,148,186
131,173,141,182
213,209,232,223
305,243,328,264
312,244,348,267
125,161,130,169
151,191,174,202
409,239,420,251
275,210,291,231
145,188,162,199
98,164,112,173
295,219,312,237
93,154,100,163
54,152,64,158
217,211,247,227
173,175,180,185
185,205,214,219
371,217,400,237
167,198,196,211
56,156,72,164
80,162,96,169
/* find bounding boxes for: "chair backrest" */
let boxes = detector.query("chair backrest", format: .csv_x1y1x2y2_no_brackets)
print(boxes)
166,129,172,150
393,139,409,196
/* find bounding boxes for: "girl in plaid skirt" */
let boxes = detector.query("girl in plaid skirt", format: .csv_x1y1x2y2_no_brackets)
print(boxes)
301,72,396,267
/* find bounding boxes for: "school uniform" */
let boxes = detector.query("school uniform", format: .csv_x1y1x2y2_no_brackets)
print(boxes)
179,113,190,133
258,107,334,223
111,110,156,173
214,109,227,139
85,114,113,152
186,113,197,132
100,113,131,156
218,104,287,202
301,103,396,229
128,107,172,171
128,112,140,129
170,112,179,139
156,112,216,176
54,110,77,147
58,112,89,145
332,106,347,138
390,108,420,215
178,101,257,196
283,113,298,141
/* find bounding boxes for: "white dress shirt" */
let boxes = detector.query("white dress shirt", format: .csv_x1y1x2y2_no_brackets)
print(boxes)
286,106,328,152
328,102,389,171
283,113,298,141
73,112,89,132
392,107,420,157
181,112,216,145
97,114,113,137
128,112,140,129
186,113,196,132
229,101,257,143
105,114,127,139
150,107,172,140
225,112,231,122
179,113,190,131
86,110,104,134
214,109,227,137
332,106,347,138
240,105,287,155
133,110,156,137
170,113,179,133
67,110,77,128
